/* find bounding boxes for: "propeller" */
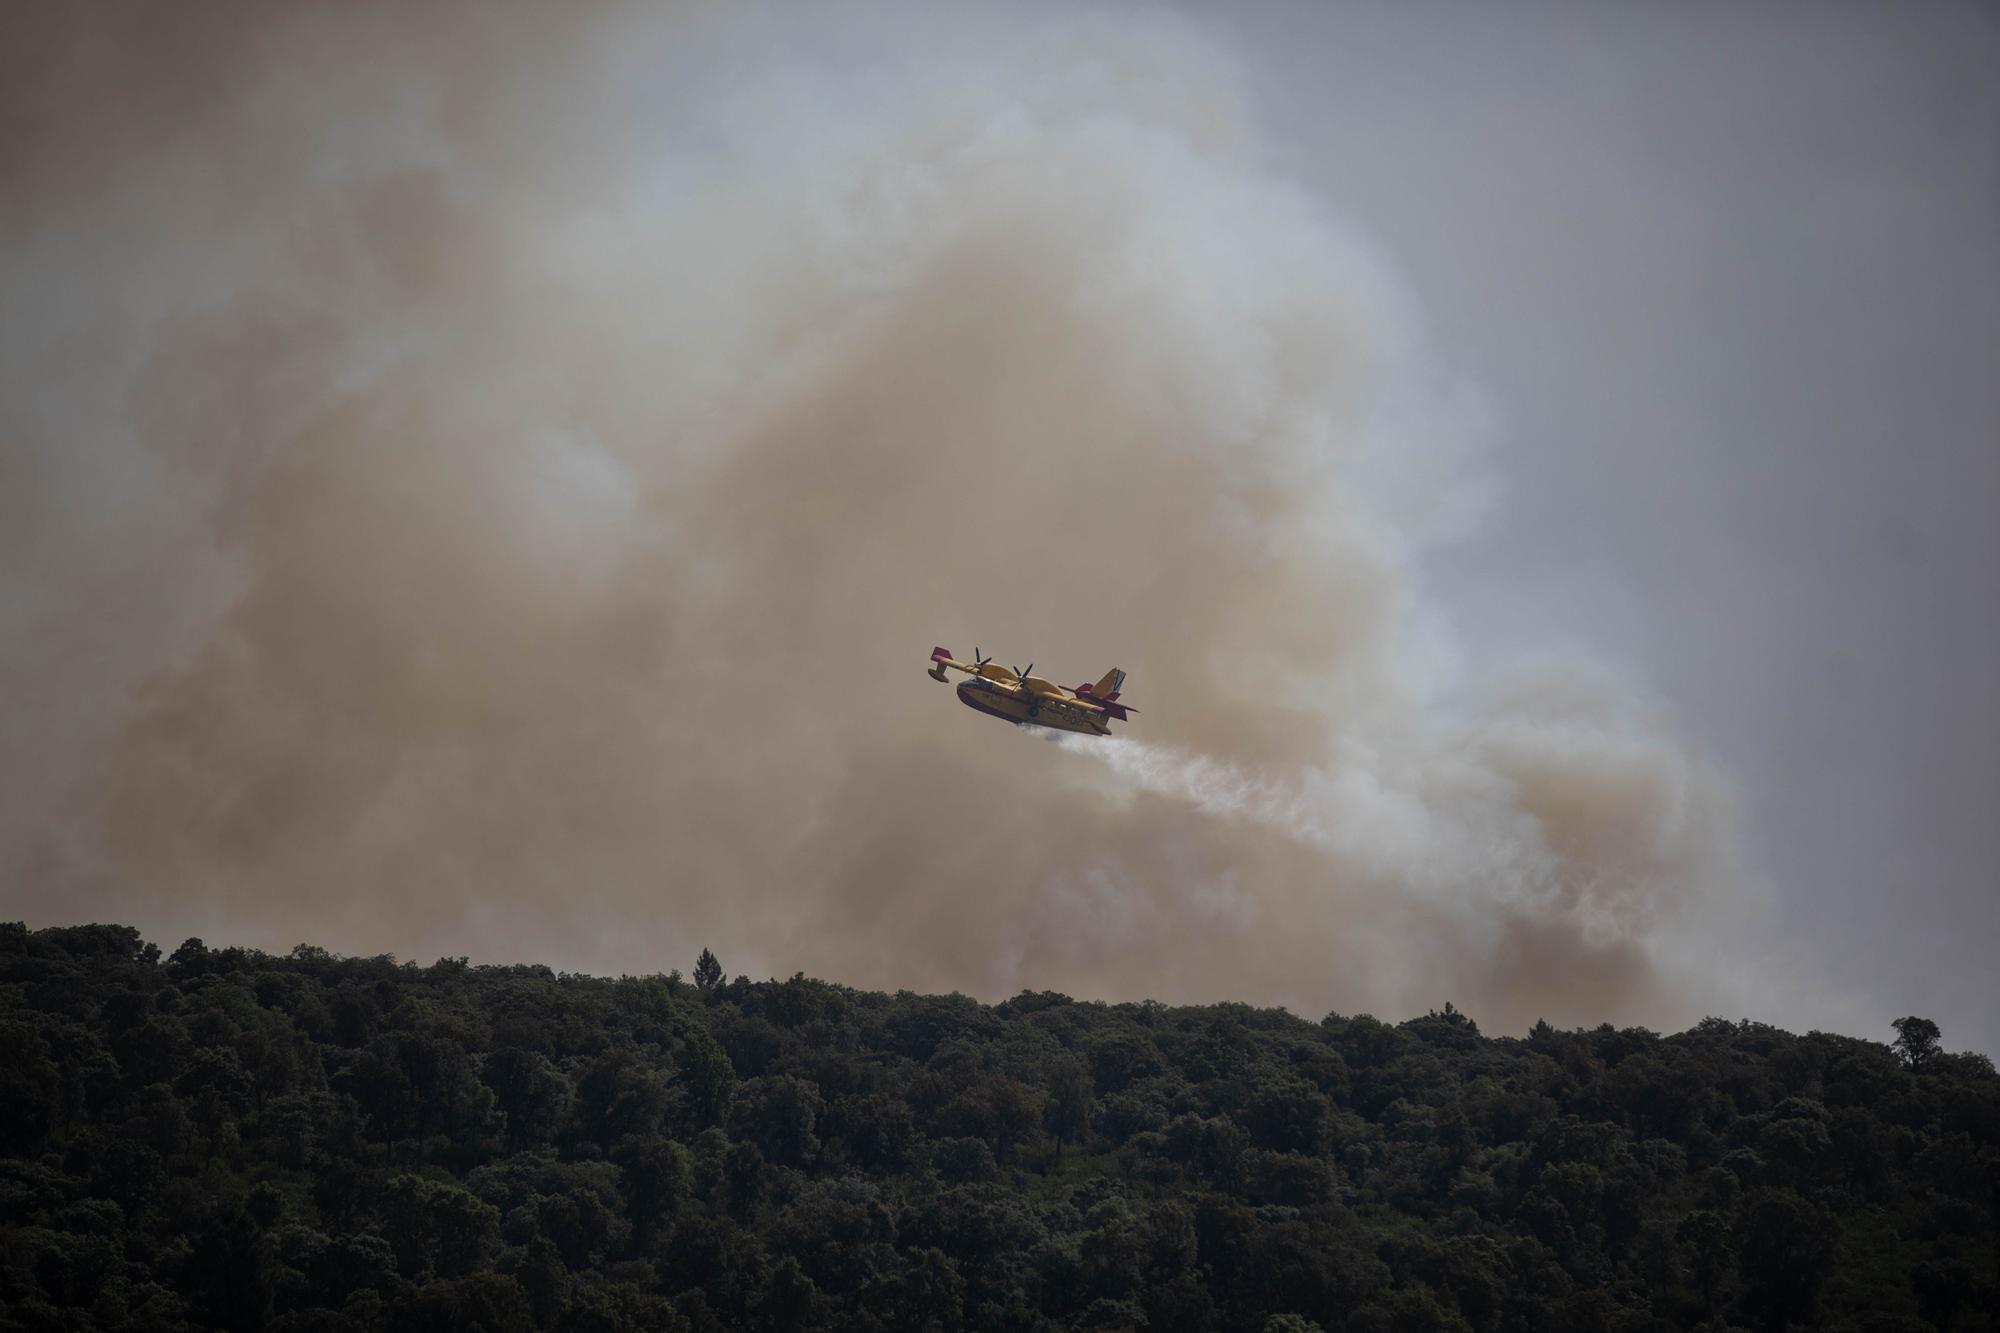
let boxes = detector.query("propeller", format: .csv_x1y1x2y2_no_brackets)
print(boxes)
1011,663,1040,714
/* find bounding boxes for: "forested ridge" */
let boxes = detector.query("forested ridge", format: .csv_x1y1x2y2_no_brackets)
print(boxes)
1,924,1993,1333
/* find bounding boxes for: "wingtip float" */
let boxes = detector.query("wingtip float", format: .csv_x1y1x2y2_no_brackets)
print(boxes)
927,646,1137,736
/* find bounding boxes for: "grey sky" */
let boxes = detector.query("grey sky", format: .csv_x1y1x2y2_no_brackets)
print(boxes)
1195,0,1998,1046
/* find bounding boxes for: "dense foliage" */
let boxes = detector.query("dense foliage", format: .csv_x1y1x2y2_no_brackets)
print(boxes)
2,923,1994,1332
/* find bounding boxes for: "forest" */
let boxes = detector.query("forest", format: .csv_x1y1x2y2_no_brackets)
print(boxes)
1,922,1993,1332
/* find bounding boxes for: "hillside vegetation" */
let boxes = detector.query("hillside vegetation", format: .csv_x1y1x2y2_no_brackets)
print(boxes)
1,923,1994,1332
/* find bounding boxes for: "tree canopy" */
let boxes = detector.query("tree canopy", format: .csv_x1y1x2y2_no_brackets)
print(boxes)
1,922,1994,1332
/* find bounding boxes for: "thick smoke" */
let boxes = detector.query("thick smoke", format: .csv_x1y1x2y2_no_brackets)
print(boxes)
3,3,1756,1032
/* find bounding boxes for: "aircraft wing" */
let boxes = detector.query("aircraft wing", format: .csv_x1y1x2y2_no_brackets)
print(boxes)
929,646,1008,681
932,647,1029,685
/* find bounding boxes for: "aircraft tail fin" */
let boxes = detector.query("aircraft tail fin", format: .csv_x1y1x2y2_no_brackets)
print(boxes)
1073,668,1135,720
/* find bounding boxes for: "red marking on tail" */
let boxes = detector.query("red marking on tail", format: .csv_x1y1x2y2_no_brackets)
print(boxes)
930,646,954,662
1073,685,1136,720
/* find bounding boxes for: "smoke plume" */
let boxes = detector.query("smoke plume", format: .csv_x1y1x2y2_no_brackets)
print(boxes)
2,2,1758,1032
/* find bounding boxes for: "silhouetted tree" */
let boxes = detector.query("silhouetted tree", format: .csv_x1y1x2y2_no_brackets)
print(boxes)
1893,1015,1943,1069
693,948,724,996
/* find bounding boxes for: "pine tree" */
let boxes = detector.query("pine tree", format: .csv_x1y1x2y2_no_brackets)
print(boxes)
693,947,723,995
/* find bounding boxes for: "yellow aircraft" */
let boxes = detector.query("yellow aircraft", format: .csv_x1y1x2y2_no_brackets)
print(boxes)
927,646,1137,736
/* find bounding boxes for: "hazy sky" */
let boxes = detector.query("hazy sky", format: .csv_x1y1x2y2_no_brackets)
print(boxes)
2,2,1993,1052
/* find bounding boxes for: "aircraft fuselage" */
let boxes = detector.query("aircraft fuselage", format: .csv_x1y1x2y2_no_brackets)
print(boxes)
955,679,1113,736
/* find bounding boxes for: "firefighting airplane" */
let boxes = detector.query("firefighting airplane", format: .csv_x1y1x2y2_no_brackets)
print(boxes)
927,646,1137,736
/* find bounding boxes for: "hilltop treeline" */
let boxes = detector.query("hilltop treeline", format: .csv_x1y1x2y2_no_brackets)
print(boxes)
1,924,1994,1332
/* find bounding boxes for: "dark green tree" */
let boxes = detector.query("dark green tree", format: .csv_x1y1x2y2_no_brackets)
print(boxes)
679,1027,737,1131
483,1048,572,1151
1676,1208,1730,1321
759,1256,819,1332
1733,1189,1834,1331
620,1138,690,1253
182,1205,277,1331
